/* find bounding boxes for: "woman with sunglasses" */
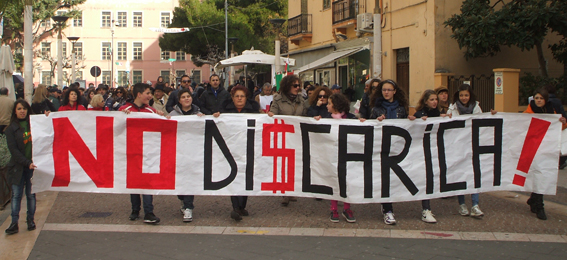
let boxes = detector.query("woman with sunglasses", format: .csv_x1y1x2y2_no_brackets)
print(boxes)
307,86,332,118
268,74,308,206
369,79,409,225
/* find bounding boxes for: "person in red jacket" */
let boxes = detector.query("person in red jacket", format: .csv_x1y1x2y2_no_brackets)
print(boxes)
58,88,86,111
119,83,163,224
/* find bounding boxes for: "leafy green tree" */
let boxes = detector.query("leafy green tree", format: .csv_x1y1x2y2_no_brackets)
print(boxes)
445,0,567,78
1,0,86,47
159,0,286,67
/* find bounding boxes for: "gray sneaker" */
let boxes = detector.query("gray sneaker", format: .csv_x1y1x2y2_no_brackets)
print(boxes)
470,205,484,218
458,204,469,216
183,208,193,222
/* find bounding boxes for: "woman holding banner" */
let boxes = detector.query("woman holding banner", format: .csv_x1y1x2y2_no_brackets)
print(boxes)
369,79,409,225
214,85,260,221
447,84,489,218
4,100,37,235
268,74,308,206
408,89,447,223
523,87,567,220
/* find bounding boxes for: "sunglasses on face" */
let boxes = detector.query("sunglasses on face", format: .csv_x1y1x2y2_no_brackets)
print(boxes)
182,80,190,83
318,95,328,99
292,84,301,88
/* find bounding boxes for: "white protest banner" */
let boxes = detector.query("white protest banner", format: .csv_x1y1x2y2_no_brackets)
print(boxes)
30,112,561,203
149,27,190,33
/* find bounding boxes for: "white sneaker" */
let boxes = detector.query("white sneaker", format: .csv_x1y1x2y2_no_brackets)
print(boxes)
183,208,193,222
383,212,396,225
470,205,484,218
458,204,469,216
422,209,437,223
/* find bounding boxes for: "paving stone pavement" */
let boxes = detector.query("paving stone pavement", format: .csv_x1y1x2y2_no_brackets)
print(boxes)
44,188,567,234
1,171,567,259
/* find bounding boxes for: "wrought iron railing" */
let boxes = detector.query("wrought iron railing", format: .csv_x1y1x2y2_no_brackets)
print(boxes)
447,74,495,110
332,0,365,24
288,14,312,37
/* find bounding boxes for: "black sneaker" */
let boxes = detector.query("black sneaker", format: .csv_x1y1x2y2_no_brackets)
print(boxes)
27,220,36,231
143,213,160,224
5,223,18,235
129,210,140,220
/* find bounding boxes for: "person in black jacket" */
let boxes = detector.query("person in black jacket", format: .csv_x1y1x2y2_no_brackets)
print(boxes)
307,86,332,118
4,100,37,235
213,85,259,221
199,74,230,115
31,85,56,114
368,79,409,225
544,84,567,169
408,89,443,224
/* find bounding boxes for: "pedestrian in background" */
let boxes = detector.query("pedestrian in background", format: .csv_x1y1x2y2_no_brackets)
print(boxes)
4,100,37,235
307,86,331,118
31,84,56,114
255,83,273,113
58,88,86,111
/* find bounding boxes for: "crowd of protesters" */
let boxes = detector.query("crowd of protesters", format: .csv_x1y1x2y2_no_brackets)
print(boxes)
1,72,565,236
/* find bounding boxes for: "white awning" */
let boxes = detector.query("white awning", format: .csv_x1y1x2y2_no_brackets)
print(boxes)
295,47,367,74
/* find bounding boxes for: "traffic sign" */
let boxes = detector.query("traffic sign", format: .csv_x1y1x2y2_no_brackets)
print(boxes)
90,66,102,77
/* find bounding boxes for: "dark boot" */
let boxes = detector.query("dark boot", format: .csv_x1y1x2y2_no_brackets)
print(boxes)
230,209,242,221
527,193,537,213
5,223,18,235
534,194,547,220
27,220,36,231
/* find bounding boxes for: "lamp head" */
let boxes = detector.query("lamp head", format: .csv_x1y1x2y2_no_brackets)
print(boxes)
52,16,69,24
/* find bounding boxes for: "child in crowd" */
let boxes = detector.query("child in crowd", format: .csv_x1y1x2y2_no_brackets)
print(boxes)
409,89,447,223
315,93,364,223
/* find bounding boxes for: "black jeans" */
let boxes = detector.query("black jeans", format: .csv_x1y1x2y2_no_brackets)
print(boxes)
231,196,248,209
177,195,194,209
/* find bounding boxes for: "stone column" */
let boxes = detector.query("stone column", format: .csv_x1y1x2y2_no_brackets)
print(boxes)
433,72,454,89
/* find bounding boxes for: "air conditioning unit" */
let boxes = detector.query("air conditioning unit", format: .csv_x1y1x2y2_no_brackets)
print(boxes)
357,13,373,31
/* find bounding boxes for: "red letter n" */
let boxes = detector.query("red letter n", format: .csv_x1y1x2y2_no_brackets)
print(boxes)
52,117,114,188
126,118,177,190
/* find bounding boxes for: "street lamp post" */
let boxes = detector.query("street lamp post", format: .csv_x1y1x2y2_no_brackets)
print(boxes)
52,15,69,88
67,36,80,84
228,37,238,85
269,19,286,80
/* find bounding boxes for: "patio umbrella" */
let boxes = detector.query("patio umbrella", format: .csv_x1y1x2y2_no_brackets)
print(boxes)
0,45,16,100
215,49,295,85
216,50,295,68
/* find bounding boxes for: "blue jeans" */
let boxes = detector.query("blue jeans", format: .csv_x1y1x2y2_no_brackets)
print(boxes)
458,193,479,206
130,194,153,214
11,169,36,224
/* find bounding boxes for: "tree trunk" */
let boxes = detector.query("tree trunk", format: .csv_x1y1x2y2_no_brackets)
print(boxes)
536,41,549,78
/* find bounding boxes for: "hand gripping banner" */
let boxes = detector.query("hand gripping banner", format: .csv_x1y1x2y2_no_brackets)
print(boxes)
30,112,562,203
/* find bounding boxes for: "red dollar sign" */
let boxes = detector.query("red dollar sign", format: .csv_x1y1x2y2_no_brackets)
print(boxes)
261,119,296,193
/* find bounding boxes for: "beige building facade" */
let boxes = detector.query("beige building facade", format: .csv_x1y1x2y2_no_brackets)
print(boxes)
287,0,563,106
34,0,211,87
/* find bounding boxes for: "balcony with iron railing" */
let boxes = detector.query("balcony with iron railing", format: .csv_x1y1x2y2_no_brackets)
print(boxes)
332,0,365,28
287,14,312,45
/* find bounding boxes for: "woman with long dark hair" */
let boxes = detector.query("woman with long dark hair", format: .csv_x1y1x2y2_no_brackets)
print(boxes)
59,88,86,111
307,86,332,118
369,79,408,225
4,100,37,235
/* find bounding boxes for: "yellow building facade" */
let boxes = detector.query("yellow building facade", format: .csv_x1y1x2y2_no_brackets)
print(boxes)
287,0,563,107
